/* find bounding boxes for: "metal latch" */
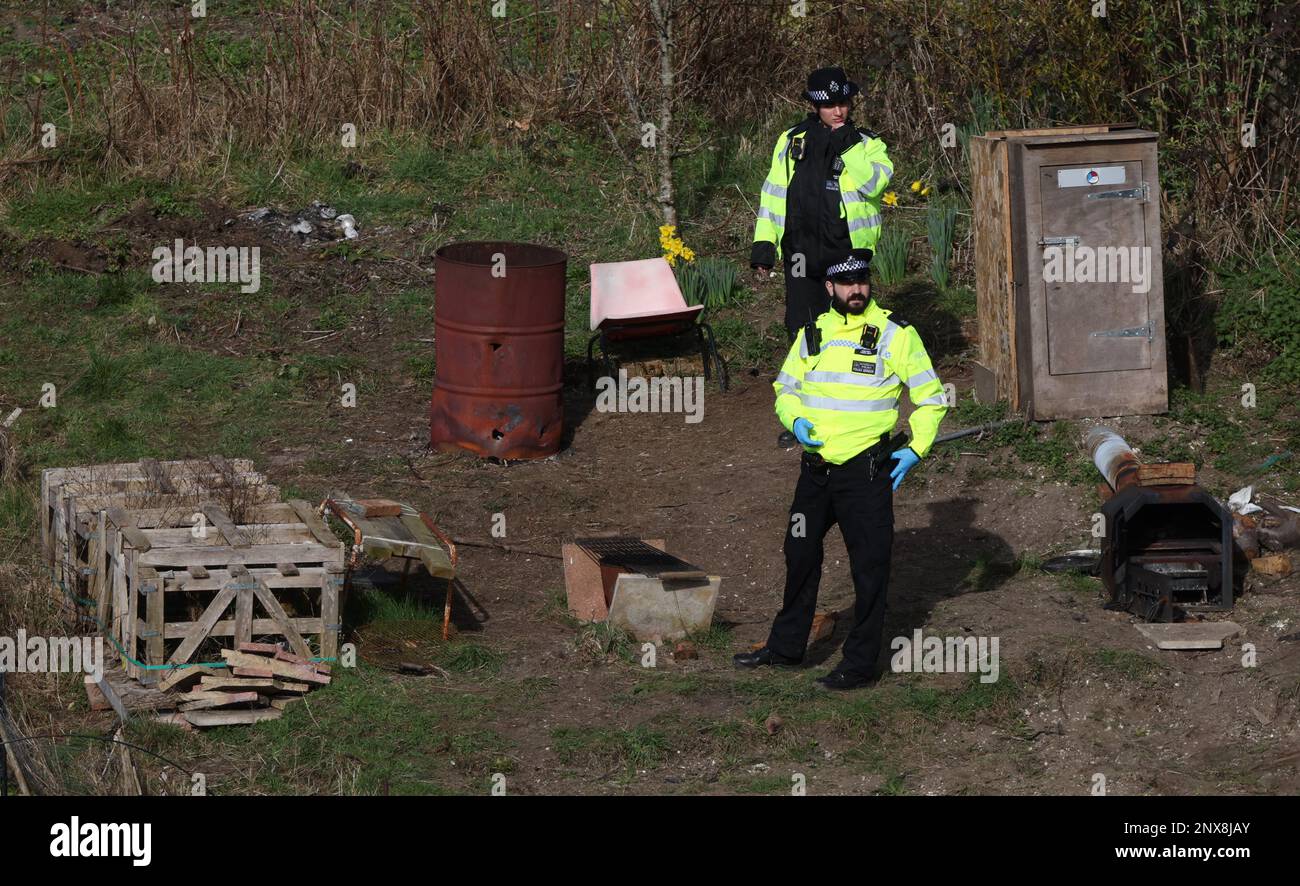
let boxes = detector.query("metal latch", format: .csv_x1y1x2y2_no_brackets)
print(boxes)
1038,235,1080,248
1086,182,1148,202
1091,323,1153,342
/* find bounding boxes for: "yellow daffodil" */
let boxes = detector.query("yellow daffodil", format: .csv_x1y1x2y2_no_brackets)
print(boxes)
659,224,695,265
882,191,899,207
921,186,932,197
910,180,922,192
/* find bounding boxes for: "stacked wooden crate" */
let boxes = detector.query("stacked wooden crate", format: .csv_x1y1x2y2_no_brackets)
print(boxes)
41,457,345,687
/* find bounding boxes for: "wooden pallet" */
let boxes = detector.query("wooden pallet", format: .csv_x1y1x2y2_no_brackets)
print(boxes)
40,459,343,685
115,500,345,683
40,457,280,618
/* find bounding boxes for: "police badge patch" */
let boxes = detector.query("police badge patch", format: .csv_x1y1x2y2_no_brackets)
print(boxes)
852,360,875,374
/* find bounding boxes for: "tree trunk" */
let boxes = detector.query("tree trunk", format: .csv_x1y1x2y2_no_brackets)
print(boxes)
649,0,676,227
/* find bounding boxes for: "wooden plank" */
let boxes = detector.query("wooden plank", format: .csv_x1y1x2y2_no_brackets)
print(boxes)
101,502,295,530
289,499,338,547
238,641,283,655
94,510,110,630
187,565,209,580
176,690,261,710
183,708,283,727
138,542,342,568
269,697,302,711
171,568,328,592
1138,462,1196,485
273,646,330,674
164,616,324,640
276,561,299,576
125,548,140,681
144,525,315,547
167,582,239,665
200,676,310,693
234,582,254,646
200,502,250,548
144,568,164,666
139,457,178,494
253,581,313,659
105,507,152,552
320,572,340,660
68,487,281,519
159,665,216,692
232,666,275,678
220,650,331,684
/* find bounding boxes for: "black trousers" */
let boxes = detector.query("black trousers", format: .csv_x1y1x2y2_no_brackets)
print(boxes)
782,254,830,338
766,439,894,676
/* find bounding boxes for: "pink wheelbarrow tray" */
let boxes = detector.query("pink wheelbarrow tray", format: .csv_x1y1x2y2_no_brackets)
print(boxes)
586,257,728,391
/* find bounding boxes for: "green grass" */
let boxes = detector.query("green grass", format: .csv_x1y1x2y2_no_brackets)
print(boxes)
192,665,508,795
551,722,672,776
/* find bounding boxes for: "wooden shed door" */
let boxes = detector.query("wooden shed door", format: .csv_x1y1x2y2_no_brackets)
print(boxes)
1038,160,1152,375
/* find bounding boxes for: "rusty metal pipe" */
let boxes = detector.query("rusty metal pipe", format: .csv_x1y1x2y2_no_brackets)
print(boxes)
1086,426,1141,491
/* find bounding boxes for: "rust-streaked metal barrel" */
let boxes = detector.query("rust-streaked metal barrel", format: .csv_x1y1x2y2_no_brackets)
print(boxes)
429,242,566,459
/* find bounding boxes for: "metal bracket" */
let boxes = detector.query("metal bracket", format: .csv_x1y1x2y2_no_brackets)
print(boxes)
1038,235,1080,248
1086,182,1148,202
1091,323,1154,342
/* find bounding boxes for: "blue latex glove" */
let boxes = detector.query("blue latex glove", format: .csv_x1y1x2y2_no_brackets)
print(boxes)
792,417,823,448
889,447,920,491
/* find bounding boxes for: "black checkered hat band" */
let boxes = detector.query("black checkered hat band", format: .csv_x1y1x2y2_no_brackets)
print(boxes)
826,257,870,277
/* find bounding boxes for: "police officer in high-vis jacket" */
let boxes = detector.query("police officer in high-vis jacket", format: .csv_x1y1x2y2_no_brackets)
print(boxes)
734,249,947,690
750,66,893,447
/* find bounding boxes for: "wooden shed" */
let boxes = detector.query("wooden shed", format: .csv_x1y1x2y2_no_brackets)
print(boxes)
970,124,1167,419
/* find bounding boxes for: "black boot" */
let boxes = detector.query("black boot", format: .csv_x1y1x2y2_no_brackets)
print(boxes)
777,429,797,448
733,647,803,669
815,668,875,691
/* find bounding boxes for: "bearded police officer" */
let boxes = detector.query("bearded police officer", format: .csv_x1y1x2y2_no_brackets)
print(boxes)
750,67,894,447
734,249,948,690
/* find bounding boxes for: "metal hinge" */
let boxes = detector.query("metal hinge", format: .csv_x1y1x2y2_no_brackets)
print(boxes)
1086,182,1148,202
1038,235,1080,248
1091,323,1153,342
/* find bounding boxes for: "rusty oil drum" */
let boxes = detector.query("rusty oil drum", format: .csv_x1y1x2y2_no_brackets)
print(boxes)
429,242,567,459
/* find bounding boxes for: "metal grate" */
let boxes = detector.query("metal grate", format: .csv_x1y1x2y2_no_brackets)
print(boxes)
574,536,702,578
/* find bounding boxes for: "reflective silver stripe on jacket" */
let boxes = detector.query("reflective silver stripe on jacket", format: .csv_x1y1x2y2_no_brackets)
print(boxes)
776,371,802,397
915,393,947,408
843,163,893,202
758,206,785,227
907,368,938,387
847,212,882,232
799,393,898,412
762,180,788,199
806,370,899,388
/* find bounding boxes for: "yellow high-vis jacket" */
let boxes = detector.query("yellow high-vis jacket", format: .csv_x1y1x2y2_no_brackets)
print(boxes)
774,300,948,463
753,123,893,261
